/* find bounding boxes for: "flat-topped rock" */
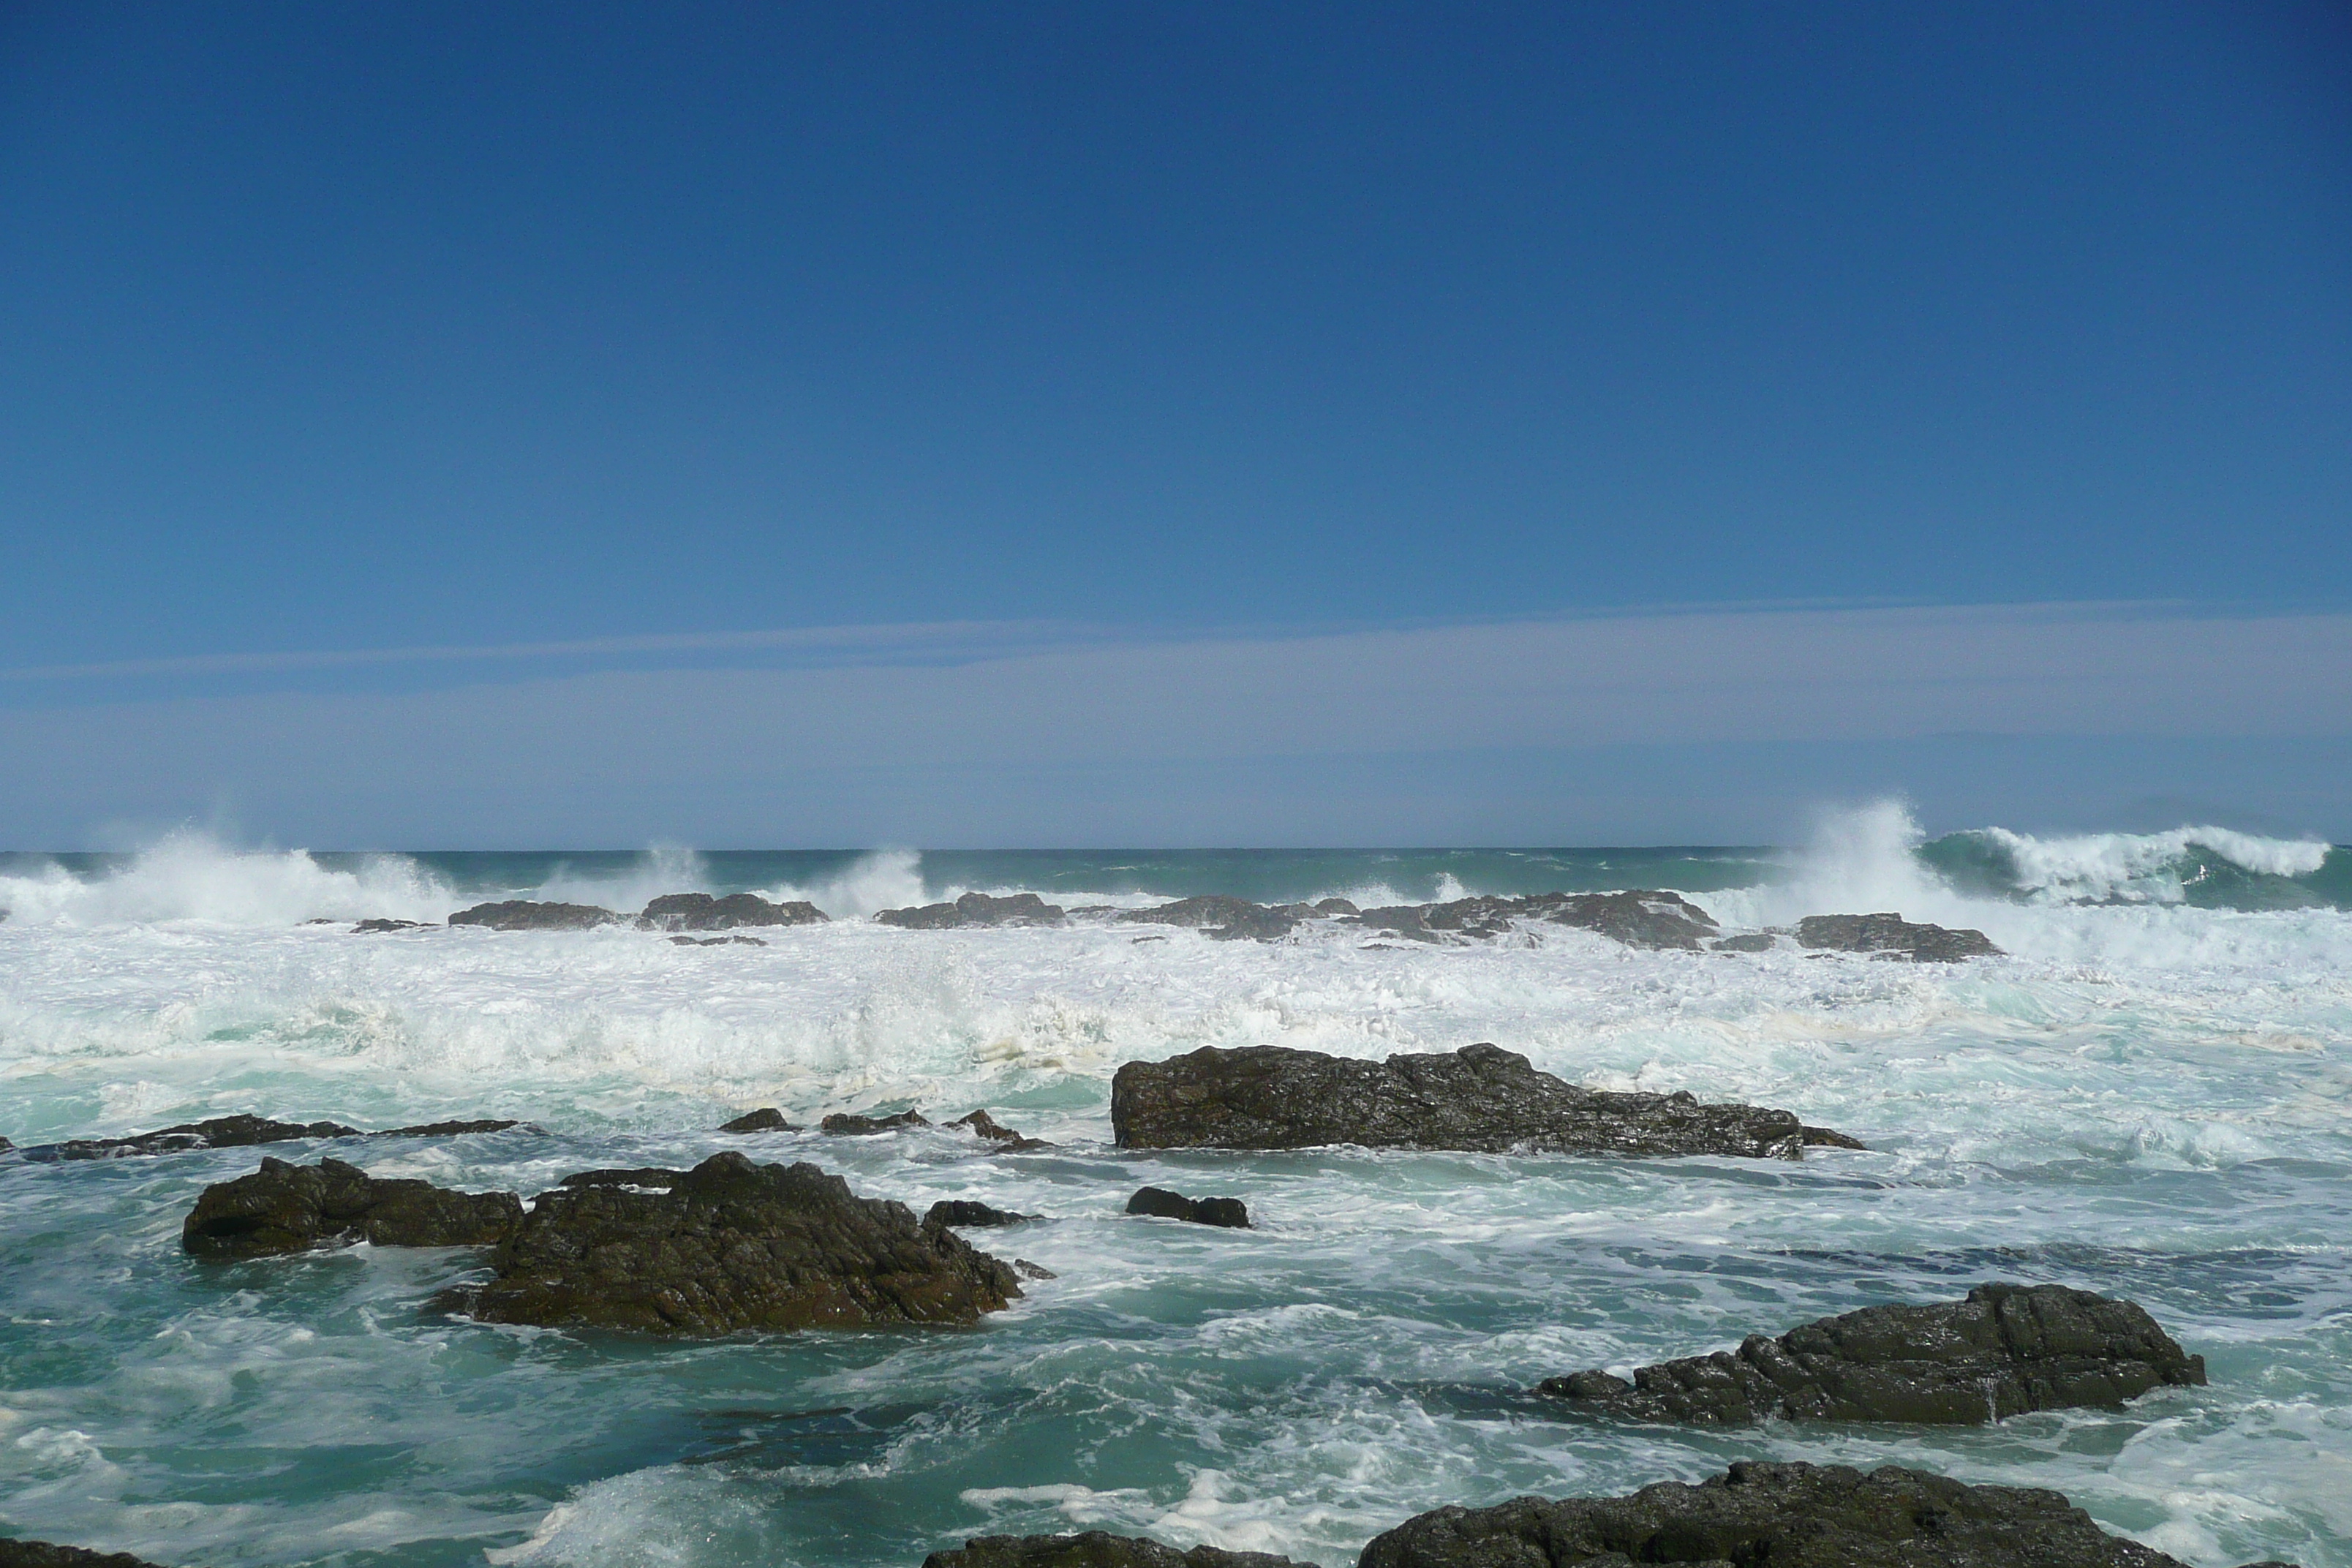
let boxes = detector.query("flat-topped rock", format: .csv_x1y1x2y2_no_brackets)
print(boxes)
353,917,429,932
0,1542,173,1568
1112,1044,1836,1160
720,1107,799,1133
10,1112,527,1162
924,1534,1303,1567
1535,1283,2203,1425
1120,896,1297,941
638,892,826,930
924,1199,1035,1228
182,1156,524,1259
823,1109,930,1135
1797,911,2002,961
1354,890,1720,949
877,892,1064,929
448,900,619,931
1126,1186,1249,1227
1357,1458,2271,1568
453,1152,1021,1335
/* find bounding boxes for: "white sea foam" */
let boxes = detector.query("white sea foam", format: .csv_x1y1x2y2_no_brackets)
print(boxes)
1975,823,2331,902
0,832,455,927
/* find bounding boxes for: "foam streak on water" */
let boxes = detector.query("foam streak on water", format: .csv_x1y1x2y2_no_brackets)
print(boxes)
0,817,2347,1567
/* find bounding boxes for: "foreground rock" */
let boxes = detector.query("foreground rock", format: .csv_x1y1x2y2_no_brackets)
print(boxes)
453,1152,1020,1334
0,1542,173,1568
1112,1044,1839,1159
1535,1283,2202,1425
1354,889,1720,949
925,1534,1301,1567
1126,1186,1249,1227
11,1113,526,1162
878,892,1064,929
1357,1458,2269,1568
448,900,619,931
1797,911,2002,961
182,1157,524,1259
638,892,827,930
1120,896,1298,941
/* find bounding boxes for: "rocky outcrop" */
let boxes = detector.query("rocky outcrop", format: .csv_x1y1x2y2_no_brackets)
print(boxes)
669,934,767,946
1356,1459,2266,1568
1126,1186,1249,1227
559,1166,684,1188
182,1157,524,1259
1120,897,1297,941
1797,912,2002,961
1534,1283,2203,1425
448,900,619,931
925,1199,1035,1227
638,892,826,930
11,1113,525,1162
950,1109,1052,1151
353,918,429,932
1354,890,1721,950
453,1152,1020,1334
0,1542,173,1568
924,1534,1303,1567
1711,932,1776,952
1112,1044,1834,1159
823,1109,930,1135
720,1108,799,1133
877,892,1064,929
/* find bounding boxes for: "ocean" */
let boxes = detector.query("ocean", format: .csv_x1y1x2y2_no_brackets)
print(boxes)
1,804,2347,1567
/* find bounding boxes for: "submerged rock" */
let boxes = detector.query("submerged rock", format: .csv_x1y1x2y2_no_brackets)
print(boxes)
10,1113,525,1162
1534,1283,2204,1425
447,900,619,931
1796,912,2002,961
1112,1044,1832,1159
924,1199,1035,1228
823,1109,931,1135
1126,1186,1250,1227
720,1107,799,1133
182,1157,524,1259
876,892,1065,929
949,1109,1052,1151
353,917,429,932
638,892,826,930
668,934,767,946
0,1542,173,1568
924,1534,1303,1567
1120,896,1296,941
1357,1458,2258,1568
454,1152,1021,1335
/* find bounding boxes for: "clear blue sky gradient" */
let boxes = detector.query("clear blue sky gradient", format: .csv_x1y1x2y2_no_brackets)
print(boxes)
2,2,2348,843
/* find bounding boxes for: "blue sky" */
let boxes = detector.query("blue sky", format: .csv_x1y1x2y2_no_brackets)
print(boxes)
3,2,2348,845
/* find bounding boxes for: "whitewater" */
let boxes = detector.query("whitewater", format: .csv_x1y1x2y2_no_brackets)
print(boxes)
1,808,2347,1567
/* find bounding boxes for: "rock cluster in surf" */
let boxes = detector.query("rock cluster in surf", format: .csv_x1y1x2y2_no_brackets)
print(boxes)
1126,1186,1251,1227
5,1112,527,1163
1534,1283,2204,1425
1796,911,2003,961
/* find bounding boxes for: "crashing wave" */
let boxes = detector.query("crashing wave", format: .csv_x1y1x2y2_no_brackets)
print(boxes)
1920,824,2343,909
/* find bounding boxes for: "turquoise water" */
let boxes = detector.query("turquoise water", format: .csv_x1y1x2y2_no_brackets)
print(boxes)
1,818,2348,1566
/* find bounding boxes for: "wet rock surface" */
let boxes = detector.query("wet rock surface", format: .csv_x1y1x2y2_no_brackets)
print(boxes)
1356,1458,2250,1567
10,1113,525,1162
925,1199,1035,1228
1112,1044,1828,1159
877,892,1065,929
823,1109,932,1135
1534,1284,2204,1425
455,1152,1021,1335
949,1109,1053,1150
1352,889,1720,949
924,1534,1303,1567
1797,911,2003,961
1126,1186,1250,1227
637,892,826,930
352,917,429,932
559,1166,685,1189
0,1542,173,1568
447,900,619,931
668,933,767,946
182,1157,524,1259
720,1108,799,1133
1120,896,1299,941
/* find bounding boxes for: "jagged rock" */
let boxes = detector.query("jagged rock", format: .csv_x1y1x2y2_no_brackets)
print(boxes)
925,1199,1035,1227
1013,1259,1058,1280
1801,1125,1866,1150
448,900,619,931
1711,932,1776,952
0,1542,173,1568
1120,896,1297,941
638,892,827,930
353,918,428,932
721,1107,799,1133
0,1135,10,1153
452,1152,1020,1334
1112,1044,1831,1159
924,1534,1303,1567
559,1166,684,1188
823,1109,930,1135
1356,1458,2274,1567
1126,1186,1250,1226
11,1113,525,1162
876,892,1065,929
950,1109,1052,1150
182,1156,524,1259
1534,1284,2204,1425
1796,912,2002,962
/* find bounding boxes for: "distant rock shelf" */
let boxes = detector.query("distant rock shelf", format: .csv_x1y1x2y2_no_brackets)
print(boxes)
5,1112,529,1164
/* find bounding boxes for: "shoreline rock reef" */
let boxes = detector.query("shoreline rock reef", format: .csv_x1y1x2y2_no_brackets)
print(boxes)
1112,1043,1850,1159
182,1156,524,1259
1534,1283,2205,1425
7,1112,528,1164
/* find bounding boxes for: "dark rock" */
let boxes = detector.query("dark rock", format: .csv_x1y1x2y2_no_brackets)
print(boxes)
452,1151,1021,1334
949,1109,1052,1150
1350,890,1721,949
638,892,826,930
1796,912,2002,962
1532,1284,2204,1425
924,1532,1303,1567
876,892,1065,929
448,900,619,931
721,1107,799,1133
23,1113,363,1161
924,1199,1036,1227
671,934,768,946
1012,1259,1057,1281
0,1541,173,1568
1801,1124,1867,1150
1112,1044,1828,1160
559,1166,685,1189
1711,932,1776,952
182,1156,524,1259
1126,1186,1251,1228
1357,1458,2241,1568
1120,896,1297,941
822,1109,931,1135
378,1119,526,1137
353,918,428,932
1313,897,1360,916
